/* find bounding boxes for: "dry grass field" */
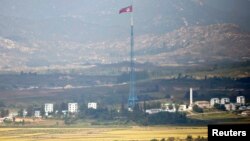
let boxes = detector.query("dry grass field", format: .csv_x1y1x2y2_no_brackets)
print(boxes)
0,126,207,141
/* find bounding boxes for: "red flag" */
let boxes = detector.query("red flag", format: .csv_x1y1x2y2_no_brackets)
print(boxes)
119,5,133,14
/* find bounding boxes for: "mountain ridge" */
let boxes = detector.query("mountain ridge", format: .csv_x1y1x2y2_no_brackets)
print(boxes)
0,23,249,73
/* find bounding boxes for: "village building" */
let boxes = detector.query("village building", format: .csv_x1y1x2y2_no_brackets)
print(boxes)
178,105,187,112
8,109,18,118
68,103,78,113
23,109,28,117
237,96,245,105
210,98,220,107
220,98,230,105
145,109,162,114
224,103,236,111
194,101,210,109
88,102,97,109
44,103,53,116
34,110,41,118
161,103,176,112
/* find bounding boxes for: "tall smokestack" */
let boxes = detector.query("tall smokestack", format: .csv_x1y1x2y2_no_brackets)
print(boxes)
190,88,193,106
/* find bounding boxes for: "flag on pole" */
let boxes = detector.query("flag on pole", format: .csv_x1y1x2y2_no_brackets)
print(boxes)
119,5,133,14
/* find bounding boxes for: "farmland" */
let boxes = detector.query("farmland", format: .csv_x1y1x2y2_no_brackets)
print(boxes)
0,126,207,141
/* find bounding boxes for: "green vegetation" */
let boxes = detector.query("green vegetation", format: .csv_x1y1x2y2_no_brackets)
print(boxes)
213,104,226,111
188,111,250,124
0,70,249,127
146,112,188,125
0,109,9,117
0,71,249,107
193,105,203,113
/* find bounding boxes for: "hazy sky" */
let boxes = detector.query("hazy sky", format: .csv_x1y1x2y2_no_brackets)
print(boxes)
0,0,250,42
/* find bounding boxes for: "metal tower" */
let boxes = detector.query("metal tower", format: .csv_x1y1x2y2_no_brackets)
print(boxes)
127,2,138,110
119,1,138,111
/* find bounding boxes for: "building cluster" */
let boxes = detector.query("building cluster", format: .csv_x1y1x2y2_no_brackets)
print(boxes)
37,102,97,118
146,88,249,115
185,88,248,112
1,87,249,123
145,103,177,114
199,95,246,111
28,102,81,118
0,102,98,121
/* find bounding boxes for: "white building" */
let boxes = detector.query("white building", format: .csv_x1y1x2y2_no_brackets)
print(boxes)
68,103,78,113
88,102,97,109
220,98,230,105
145,109,162,114
210,98,220,107
62,110,67,116
178,105,187,112
237,96,245,105
8,109,18,118
44,103,53,114
23,109,28,117
161,103,176,112
9,112,18,118
224,103,236,111
34,110,41,118
0,117,12,122
194,101,210,109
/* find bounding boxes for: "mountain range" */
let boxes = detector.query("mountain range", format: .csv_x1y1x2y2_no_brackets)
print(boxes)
0,0,250,73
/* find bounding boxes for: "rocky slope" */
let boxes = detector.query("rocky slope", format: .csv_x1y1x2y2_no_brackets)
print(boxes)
0,24,249,72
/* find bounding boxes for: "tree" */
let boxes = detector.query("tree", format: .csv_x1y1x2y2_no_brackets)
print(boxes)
40,105,45,117
26,106,33,117
193,105,203,113
120,94,126,115
0,109,9,117
143,100,146,112
178,73,182,79
79,102,87,113
147,112,187,125
195,136,207,141
168,104,174,110
186,135,193,141
60,102,68,111
165,94,171,99
213,104,226,111
18,109,24,117
84,107,111,120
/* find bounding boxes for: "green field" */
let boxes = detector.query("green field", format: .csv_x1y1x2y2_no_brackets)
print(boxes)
0,126,207,141
188,111,250,124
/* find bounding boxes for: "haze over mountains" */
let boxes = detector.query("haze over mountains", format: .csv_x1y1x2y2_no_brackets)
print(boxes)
0,0,250,72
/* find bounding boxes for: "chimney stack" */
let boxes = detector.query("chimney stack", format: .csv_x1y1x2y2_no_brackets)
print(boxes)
189,88,193,110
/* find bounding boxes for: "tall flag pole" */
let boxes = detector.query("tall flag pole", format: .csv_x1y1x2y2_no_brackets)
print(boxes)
119,2,137,111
